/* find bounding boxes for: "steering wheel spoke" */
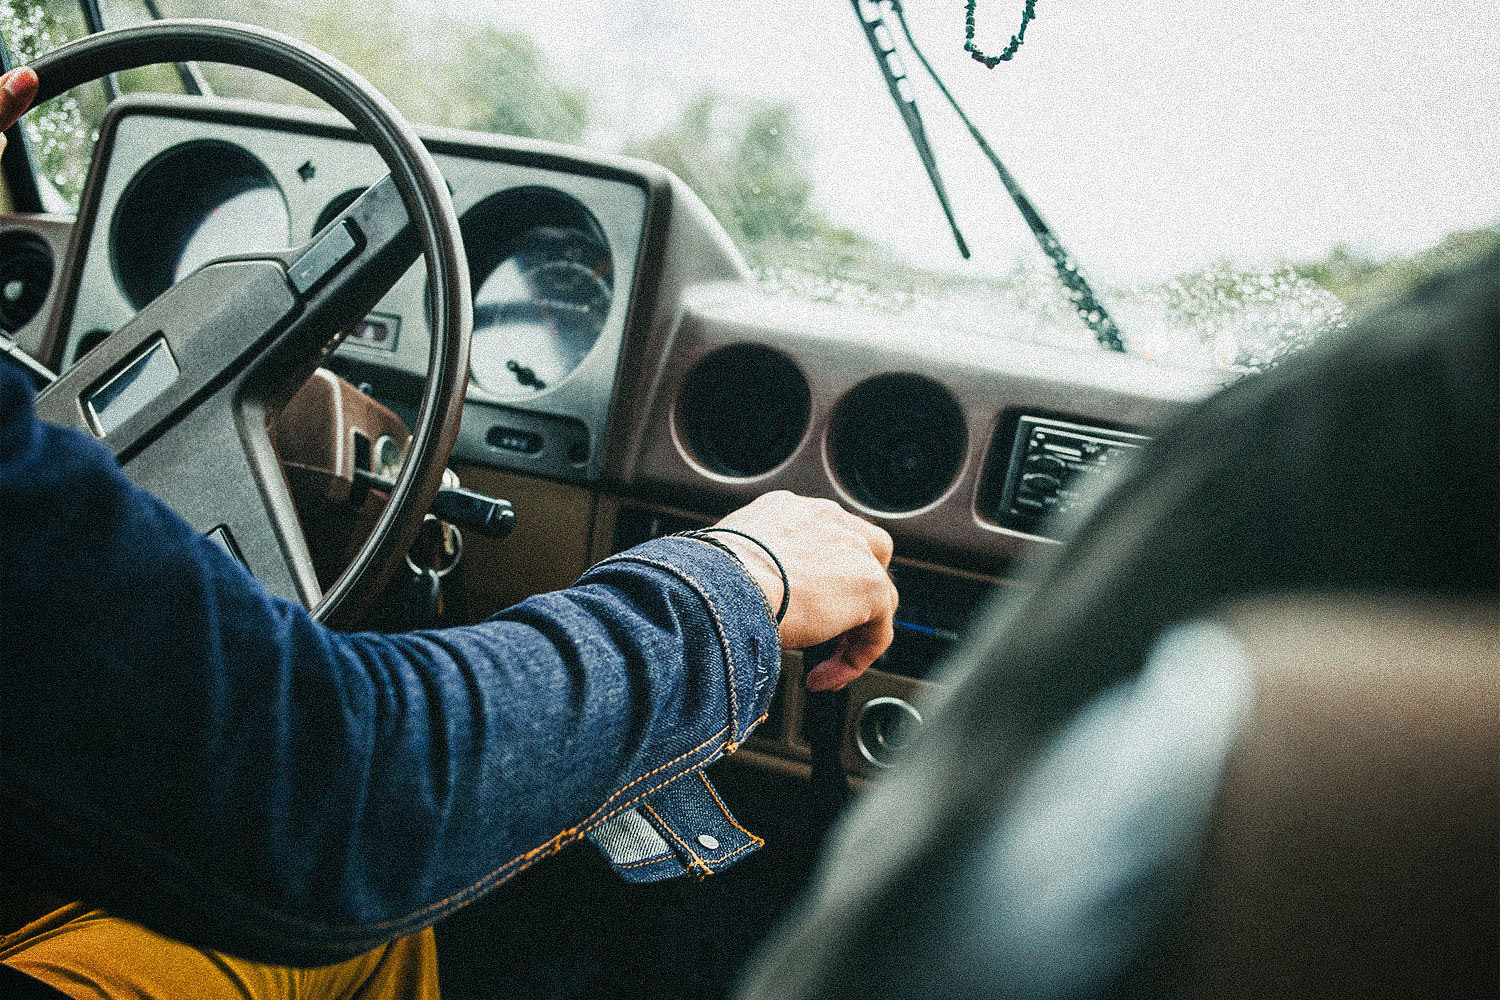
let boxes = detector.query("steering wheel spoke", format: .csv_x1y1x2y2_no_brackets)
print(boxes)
130,388,321,605
35,260,298,457
246,173,419,400
32,178,423,605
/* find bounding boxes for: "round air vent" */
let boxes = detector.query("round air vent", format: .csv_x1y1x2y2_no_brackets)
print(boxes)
678,345,810,478
830,374,967,512
0,229,54,333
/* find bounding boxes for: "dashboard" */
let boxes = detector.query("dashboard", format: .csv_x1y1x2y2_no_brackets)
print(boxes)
7,93,1227,779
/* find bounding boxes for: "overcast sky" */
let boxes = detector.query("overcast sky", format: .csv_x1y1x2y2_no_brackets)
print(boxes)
454,2,1498,282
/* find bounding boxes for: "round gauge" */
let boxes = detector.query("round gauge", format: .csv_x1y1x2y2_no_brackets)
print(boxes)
111,140,291,310
468,224,614,400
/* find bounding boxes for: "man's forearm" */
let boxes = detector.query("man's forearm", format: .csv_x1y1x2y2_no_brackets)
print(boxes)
1,363,779,964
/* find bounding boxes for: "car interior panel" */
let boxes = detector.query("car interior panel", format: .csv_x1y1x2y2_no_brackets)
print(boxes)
1157,597,1497,999
9,90,1233,784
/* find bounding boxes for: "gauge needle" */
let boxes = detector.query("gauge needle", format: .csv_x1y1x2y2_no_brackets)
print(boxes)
522,270,564,342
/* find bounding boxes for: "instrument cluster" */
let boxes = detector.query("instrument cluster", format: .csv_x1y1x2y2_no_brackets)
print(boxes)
54,97,648,484
461,188,614,403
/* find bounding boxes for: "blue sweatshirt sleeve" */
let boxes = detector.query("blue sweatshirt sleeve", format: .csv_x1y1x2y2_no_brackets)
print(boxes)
0,360,782,965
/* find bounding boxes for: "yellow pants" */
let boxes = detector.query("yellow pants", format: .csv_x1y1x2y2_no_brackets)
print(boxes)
0,903,439,1000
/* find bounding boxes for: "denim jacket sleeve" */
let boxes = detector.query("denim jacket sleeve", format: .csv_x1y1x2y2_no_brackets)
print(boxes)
0,360,782,966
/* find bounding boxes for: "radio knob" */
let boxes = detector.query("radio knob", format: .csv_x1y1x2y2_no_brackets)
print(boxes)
1021,472,1062,496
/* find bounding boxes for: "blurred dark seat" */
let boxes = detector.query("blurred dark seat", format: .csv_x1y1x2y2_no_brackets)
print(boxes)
1159,596,1497,998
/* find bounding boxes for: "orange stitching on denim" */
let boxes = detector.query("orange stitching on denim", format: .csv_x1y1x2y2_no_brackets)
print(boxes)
669,536,779,625
405,539,784,916
639,783,762,870
697,770,763,849
591,543,784,746
727,709,772,753
593,551,743,738
593,538,777,630
670,538,785,736
0,539,774,946
587,747,725,830
708,839,759,867
447,738,737,896
5,746,743,950
2,719,727,940
616,854,673,870
635,813,758,872
383,731,734,925
386,727,733,923
577,724,728,829
642,803,709,876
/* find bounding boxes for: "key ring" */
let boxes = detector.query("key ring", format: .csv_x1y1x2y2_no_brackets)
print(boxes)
405,514,464,579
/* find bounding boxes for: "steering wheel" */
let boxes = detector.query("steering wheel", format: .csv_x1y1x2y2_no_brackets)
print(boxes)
25,19,471,625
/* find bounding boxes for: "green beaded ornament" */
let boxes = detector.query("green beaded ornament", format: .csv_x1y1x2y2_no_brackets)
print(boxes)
964,0,1037,67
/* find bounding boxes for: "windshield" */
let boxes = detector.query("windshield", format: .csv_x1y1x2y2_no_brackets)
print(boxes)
5,0,1497,369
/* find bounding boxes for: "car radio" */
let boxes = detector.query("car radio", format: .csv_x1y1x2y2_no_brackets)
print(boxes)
993,415,1150,536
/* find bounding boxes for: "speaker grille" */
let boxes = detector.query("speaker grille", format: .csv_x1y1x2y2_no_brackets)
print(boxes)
678,345,810,478
0,230,54,333
830,374,966,512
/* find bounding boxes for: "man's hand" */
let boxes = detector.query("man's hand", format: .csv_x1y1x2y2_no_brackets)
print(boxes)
0,66,40,157
711,491,898,692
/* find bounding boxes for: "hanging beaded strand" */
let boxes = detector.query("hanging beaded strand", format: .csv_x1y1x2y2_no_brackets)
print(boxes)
964,0,1038,67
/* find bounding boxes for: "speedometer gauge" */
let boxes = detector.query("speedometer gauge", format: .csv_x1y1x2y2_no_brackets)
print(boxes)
469,225,614,400
110,140,290,310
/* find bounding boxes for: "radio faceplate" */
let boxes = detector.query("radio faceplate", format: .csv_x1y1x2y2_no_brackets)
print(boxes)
994,415,1150,537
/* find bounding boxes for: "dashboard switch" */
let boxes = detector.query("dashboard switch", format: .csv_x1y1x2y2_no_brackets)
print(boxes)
1021,472,1062,495
486,426,543,455
352,468,516,540
431,486,517,540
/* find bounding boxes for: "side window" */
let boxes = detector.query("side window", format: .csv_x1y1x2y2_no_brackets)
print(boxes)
1,0,105,209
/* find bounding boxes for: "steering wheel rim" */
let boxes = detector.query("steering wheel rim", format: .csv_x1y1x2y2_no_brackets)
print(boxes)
26,19,472,625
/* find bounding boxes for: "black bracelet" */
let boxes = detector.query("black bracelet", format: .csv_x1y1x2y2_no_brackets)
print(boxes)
677,527,790,625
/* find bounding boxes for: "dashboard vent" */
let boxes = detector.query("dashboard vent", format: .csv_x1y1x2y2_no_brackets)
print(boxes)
830,374,967,513
678,344,810,478
0,230,54,333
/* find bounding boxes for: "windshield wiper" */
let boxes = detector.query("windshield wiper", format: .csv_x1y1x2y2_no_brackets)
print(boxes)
139,0,213,94
76,0,213,97
887,0,1124,351
850,0,970,259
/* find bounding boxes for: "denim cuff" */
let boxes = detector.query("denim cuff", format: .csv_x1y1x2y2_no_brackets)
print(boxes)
587,769,765,883
581,535,782,746
579,535,782,882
